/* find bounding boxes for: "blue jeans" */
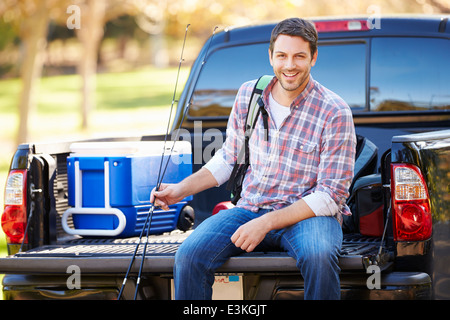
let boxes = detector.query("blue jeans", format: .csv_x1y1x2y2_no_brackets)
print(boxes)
174,207,342,300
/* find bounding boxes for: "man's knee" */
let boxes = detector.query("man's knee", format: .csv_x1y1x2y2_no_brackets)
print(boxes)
304,239,338,262
174,231,206,268
174,242,191,267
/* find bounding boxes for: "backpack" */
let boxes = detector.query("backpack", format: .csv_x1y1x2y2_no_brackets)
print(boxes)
226,75,273,205
342,135,382,236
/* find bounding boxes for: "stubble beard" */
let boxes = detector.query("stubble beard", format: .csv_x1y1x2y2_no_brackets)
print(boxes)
277,70,309,94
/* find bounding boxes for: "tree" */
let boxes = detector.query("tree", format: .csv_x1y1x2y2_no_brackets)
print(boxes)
0,0,137,140
67,0,137,129
0,0,78,144
74,0,106,129
1,0,50,145
17,3,49,145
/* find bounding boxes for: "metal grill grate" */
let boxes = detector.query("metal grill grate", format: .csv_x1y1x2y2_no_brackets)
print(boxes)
15,243,180,257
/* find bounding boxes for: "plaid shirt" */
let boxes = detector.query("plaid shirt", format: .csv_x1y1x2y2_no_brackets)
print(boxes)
205,75,356,218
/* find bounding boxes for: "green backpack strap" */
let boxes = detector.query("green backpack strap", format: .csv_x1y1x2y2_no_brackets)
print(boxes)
245,75,273,130
235,75,272,166
226,75,273,204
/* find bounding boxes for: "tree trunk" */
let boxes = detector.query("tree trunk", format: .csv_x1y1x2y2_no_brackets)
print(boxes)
76,0,106,129
16,4,49,145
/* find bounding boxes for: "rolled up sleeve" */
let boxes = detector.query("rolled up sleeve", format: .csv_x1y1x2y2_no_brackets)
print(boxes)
314,106,356,216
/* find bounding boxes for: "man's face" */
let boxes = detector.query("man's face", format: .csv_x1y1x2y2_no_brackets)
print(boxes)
269,34,318,99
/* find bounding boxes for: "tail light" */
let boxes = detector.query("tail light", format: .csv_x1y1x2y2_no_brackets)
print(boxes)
314,20,370,32
1,169,28,244
391,164,432,241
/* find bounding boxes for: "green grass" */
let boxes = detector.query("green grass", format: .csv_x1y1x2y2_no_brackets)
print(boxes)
0,66,189,115
96,68,187,111
0,78,21,114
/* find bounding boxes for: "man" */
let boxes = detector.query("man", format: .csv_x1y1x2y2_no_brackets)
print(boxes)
151,18,356,300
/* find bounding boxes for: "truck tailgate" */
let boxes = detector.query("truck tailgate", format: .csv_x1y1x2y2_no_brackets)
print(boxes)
0,232,389,275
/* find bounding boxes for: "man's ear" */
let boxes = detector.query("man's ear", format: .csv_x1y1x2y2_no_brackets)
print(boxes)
268,48,273,66
311,49,318,67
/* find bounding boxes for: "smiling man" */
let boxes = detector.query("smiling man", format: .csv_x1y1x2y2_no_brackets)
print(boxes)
151,18,356,300
269,32,317,105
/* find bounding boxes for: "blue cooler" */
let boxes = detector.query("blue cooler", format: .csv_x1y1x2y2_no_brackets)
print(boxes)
63,141,192,237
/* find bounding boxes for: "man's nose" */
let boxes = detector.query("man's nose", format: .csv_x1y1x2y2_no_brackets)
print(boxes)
284,57,296,69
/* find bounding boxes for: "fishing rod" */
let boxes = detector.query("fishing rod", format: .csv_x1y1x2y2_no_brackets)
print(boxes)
131,25,219,300
117,25,219,300
132,22,195,299
117,24,190,300
158,26,219,183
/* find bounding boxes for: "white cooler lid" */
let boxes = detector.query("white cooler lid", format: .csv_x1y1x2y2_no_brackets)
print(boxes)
69,141,191,156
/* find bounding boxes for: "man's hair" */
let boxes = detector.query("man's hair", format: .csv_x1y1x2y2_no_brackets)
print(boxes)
269,18,318,58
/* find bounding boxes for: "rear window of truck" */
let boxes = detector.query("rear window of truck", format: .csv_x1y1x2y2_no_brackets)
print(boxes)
189,36,449,119
189,41,366,118
189,43,273,119
370,37,450,112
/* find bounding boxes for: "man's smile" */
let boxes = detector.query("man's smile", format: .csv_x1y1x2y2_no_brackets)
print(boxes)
282,72,300,79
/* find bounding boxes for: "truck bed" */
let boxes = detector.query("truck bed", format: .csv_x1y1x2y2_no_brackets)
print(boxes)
1,146,392,274
0,231,389,275
0,131,401,287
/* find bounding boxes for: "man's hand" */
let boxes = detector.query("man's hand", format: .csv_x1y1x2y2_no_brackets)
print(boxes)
150,167,219,211
231,217,270,252
231,199,316,252
150,183,185,211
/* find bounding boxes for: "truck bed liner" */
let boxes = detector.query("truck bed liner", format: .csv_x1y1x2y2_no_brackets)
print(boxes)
0,232,389,275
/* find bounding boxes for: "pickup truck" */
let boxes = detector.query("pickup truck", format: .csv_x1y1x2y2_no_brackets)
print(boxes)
0,16,449,300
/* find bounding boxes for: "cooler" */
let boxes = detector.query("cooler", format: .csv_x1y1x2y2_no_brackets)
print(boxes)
63,141,192,237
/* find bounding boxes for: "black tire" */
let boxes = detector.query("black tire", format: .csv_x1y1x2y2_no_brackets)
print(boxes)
177,205,195,231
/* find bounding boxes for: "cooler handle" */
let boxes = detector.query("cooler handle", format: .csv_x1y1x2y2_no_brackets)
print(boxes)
63,160,127,236
62,207,127,236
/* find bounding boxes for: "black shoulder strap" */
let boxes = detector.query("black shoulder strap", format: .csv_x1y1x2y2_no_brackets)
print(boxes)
226,75,272,202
